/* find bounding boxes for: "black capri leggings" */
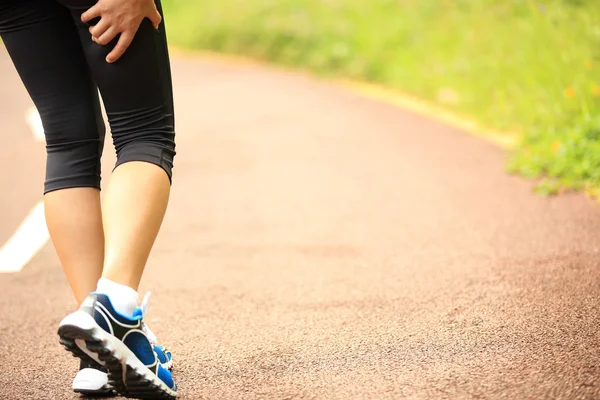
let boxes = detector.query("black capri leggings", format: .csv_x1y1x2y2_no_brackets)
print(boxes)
0,0,176,194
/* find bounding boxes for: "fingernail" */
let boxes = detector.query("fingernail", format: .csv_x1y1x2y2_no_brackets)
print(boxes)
106,57,113,63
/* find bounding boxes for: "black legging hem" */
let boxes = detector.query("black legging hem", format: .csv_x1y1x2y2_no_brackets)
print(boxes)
44,176,101,195
114,156,174,185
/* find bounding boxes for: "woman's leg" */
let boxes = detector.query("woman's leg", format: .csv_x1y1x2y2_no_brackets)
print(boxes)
0,0,106,305
45,189,104,305
60,0,176,293
53,2,178,397
1,1,177,396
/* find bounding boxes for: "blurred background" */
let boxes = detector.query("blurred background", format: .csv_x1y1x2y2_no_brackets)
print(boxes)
2,2,600,398
163,0,600,197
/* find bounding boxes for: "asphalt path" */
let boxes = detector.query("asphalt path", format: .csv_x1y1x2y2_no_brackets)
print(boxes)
0,47,599,399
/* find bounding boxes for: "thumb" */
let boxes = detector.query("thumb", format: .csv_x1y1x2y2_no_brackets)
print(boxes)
148,7,162,30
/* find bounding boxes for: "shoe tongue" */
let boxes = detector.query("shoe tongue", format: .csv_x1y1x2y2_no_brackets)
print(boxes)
140,291,152,317
145,325,158,345
139,291,158,345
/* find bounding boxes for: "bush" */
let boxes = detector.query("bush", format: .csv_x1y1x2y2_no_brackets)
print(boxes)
163,0,600,195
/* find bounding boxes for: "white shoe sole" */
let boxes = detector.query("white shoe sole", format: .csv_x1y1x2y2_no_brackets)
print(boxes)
73,367,114,395
58,310,177,399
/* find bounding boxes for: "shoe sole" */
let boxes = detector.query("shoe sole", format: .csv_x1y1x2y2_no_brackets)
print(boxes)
58,311,177,399
61,335,174,383
74,387,115,397
73,368,115,397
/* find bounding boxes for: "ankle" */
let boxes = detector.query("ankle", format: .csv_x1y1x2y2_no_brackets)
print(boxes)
96,277,139,317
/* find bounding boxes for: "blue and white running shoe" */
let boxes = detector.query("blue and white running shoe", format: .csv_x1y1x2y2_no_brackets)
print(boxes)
59,292,177,399
71,337,174,396
70,294,174,395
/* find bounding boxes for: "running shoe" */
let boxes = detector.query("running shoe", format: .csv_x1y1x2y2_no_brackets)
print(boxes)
70,296,174,395
59,292,177,399
71,341,173,395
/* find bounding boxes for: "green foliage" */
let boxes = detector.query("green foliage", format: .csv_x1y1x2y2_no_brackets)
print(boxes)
507,116,600,193
163,0,600,196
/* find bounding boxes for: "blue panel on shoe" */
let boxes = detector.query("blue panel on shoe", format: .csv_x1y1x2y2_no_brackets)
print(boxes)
123,332,156,366
157,364,176,390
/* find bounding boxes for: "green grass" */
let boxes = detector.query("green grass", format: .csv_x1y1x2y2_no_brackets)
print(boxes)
163,0,600,196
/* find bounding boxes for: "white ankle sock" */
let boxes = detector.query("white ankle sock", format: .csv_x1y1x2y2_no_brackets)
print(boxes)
96,277,139,317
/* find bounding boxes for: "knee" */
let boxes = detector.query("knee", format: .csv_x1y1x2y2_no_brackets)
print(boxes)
110,108,176,182
43,110,105,194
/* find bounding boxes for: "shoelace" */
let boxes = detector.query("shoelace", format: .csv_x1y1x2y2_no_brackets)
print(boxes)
140,291,158,345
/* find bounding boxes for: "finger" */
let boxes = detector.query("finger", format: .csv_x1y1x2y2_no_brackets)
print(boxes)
95,26,118,46
81,5,101,23
89,18,111,38
148,7,162,30
106,30,134,63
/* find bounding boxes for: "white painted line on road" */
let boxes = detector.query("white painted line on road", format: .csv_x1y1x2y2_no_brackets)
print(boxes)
0,201,50,273
26,107,45,143
0,108,51,273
